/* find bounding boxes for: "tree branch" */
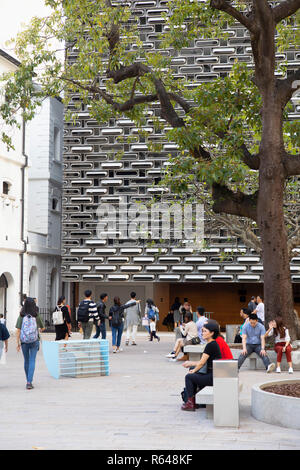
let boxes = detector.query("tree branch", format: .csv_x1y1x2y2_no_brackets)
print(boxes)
283,153,300,177
212,183,258,221
277,68,300,105
241,144,260,170
210,0,257,32
273,0,300,23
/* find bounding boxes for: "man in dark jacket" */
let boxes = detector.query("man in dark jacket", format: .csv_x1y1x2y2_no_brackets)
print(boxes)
94,293,108,339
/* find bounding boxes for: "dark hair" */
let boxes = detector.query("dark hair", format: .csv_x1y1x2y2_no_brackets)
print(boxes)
249,313,258,321
256,295,263,301
130,292,136,298
100,293,108,300
21,297,38,317
183,298,188,302
242,308,250,316
57,296,65,305
251,296,255,300
203,321,220,339
274,316,286,339
146,298,154,307
184,312,193,323
197,306,205,316
84,290,92,298
175,297,180,303
114,296,121,306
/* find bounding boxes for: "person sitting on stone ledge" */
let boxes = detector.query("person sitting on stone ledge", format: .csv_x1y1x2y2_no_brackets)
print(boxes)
237,313,275,373
265,317,293,374
166,312,199,361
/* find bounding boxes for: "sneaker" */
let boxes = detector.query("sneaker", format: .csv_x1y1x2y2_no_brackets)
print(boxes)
131,342,137,346
169,357,177,362
267,363,275,373
113,349,117,354
157,337,160,342
125,341,129,346
166,352,175,358
26,383,34,390
288,367,294,374
118,348,123,352
276,367,281,373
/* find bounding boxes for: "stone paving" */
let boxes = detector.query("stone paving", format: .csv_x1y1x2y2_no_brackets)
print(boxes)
1,331,300,450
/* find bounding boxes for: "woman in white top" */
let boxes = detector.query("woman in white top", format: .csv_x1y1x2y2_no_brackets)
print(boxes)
265,317,293,374
166,313,199,361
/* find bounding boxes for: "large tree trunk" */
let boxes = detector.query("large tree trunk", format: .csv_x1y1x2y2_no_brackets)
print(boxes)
258,99,300,340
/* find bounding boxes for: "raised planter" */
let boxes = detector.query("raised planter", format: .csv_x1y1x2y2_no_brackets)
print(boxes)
252,380,300,430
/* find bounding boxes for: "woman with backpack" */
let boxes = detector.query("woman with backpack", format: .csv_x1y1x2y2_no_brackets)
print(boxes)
53,296,71,341
143,299,159,339
15,297,45,390
109,297,138,353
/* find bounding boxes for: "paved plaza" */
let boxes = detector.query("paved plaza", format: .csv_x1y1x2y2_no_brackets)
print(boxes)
1,332,300,450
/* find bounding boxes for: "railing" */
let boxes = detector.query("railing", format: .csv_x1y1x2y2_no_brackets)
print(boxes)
39,307,79,333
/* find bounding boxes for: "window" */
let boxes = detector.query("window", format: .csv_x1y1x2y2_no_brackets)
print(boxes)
54,126,61,161
52,198,60,211
2,182,9,195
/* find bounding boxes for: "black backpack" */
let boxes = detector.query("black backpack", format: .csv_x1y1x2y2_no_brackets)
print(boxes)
111,307,122,327
77,301,90,323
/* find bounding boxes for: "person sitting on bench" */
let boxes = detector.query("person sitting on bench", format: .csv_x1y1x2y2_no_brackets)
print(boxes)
181,321,222,412
237,313,275,373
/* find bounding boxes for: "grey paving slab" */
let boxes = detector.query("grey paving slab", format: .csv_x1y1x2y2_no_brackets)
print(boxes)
1,332,300,450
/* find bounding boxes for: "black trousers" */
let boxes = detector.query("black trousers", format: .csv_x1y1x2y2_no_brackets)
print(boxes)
185,371,213,398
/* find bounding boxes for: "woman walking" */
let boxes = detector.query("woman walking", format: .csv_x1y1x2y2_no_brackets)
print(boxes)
265,317,293,373
144,299,159,338
53,296,72,341
181,321,221,411
15,297,45,390
171,297,181,328
109,297,138,353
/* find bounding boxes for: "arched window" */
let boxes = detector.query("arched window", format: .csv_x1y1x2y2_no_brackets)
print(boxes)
0,274,8,320
2,182,10,195
29,267,38,298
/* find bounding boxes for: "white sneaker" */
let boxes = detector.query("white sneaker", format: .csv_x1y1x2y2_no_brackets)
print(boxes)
169,357,177,362
267,363,275,373
276,367,281,373
166,352,175,358
288,367,294,374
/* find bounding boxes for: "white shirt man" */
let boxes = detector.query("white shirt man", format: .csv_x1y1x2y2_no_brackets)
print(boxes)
253,296,265,324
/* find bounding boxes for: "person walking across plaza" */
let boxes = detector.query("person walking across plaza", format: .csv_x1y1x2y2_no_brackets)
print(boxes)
77,290,100,340
124,291,141,346
0,319,10,364
265,317,293,374
237,313,275,373
94,293,108,339
109,297,138,353
53,296,71,341
149,317,160,342
15,297,45,390
143,299,159,338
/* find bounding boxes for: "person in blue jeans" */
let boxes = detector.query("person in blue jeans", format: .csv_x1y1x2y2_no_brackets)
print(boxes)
93,293,108,339
15,297,45,389
238,313,275,373
109,296,138,353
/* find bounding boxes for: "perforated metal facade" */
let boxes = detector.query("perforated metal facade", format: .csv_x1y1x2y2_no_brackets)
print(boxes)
62,1,300,285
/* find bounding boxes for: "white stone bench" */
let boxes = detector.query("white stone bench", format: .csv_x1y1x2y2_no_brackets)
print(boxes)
230,347,300,371
183,344,205,361
197,360,241,427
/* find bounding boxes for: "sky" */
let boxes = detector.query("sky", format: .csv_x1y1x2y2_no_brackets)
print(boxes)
0,0,50,57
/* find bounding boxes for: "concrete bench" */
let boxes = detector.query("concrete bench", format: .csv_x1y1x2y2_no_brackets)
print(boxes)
197,360,240,427
183,344,205,361
229,346,300,371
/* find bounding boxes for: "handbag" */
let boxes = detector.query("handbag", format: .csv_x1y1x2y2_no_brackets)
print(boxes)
142,317,149,326
196,363,208,374
191,336,200,345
